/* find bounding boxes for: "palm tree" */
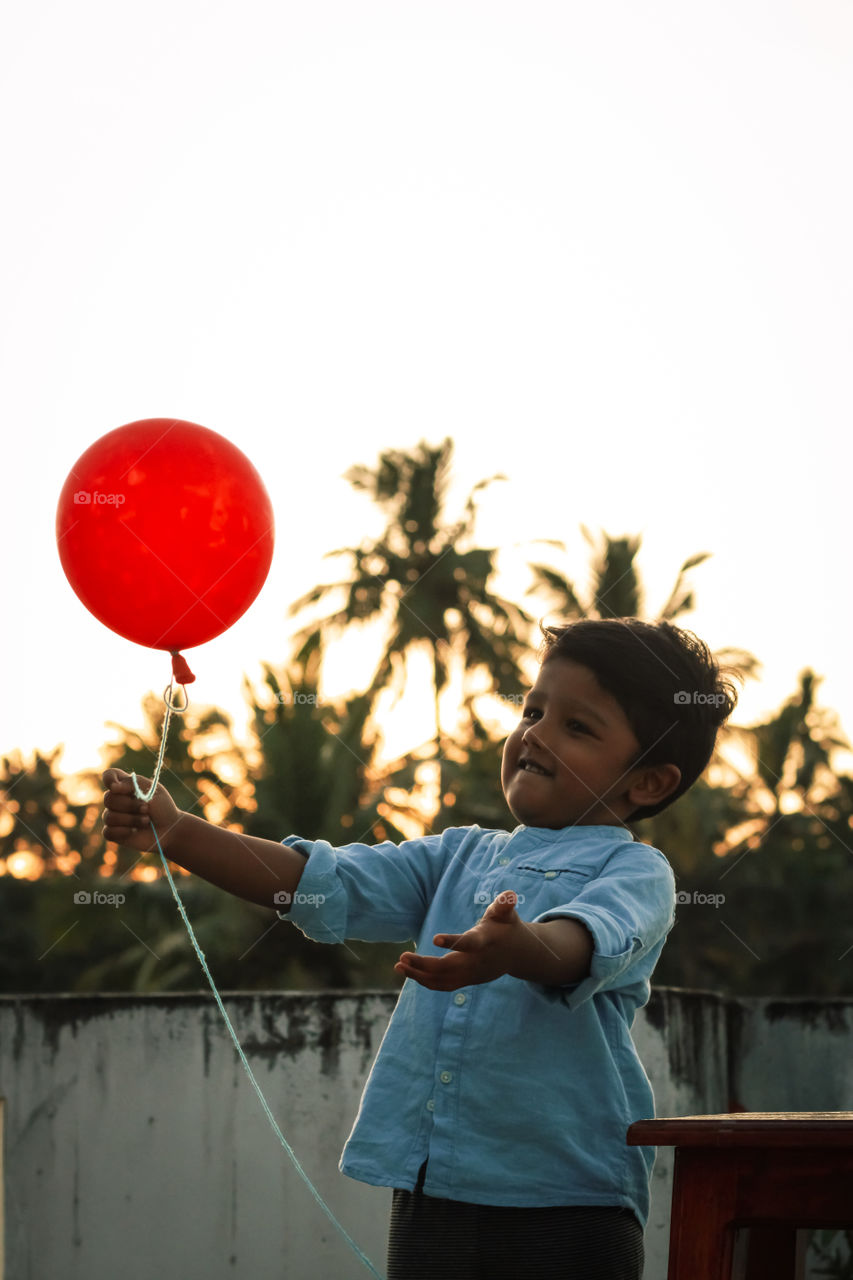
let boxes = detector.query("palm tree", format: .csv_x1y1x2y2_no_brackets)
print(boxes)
239,633,420,849
655,670,853,999
234,634,431,988
288,439,533,798
0,748,100,877
528,526,758,680
745,670,849,817
530,526,703,622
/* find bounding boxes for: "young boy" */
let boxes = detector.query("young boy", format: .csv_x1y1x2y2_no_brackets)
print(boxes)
103,617,736,1280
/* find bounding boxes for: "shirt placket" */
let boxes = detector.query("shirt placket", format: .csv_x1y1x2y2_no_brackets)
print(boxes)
422,841,523,1190
422,986,475,1189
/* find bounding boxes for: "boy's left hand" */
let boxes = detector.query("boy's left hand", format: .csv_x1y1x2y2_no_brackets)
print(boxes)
395,891,525,991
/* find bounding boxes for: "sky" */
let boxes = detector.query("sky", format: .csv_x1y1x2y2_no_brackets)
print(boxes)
2,0,853,783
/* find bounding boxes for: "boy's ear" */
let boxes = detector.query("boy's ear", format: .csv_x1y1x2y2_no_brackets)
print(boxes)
627,764,681,810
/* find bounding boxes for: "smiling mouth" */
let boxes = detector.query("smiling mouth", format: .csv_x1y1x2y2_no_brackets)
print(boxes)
519,759,553,778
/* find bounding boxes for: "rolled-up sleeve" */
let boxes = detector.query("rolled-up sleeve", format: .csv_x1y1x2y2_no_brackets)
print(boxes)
277,832,452,944
531,848,676,1010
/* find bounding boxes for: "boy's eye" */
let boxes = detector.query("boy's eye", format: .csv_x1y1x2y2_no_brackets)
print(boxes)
521,709,591,734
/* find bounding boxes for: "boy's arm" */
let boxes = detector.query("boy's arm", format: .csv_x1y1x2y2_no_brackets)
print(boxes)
395,892,593,990
398,846,675,994
102,769,307,910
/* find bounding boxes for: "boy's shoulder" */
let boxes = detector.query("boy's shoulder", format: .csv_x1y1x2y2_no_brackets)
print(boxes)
429,823,512,854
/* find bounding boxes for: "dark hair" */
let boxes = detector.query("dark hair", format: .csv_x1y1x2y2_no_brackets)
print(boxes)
539,617,738,820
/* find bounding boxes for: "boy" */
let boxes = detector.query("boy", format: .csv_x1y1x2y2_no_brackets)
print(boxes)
103,617,736,1279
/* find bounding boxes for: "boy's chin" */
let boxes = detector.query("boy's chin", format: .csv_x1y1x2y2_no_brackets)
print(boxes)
504,786,569,830
506,803,569,830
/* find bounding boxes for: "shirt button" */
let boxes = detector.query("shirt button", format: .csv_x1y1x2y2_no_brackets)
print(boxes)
498,856,510,866
426,1099,435,1112
544,870,557,880
454,993,467,1006
440,1070,453,1085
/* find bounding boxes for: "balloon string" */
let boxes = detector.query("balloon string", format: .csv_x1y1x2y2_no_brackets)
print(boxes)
130,678,187,801
130,681,384,1280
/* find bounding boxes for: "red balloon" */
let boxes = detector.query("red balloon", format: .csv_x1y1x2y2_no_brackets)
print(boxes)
56,418,275,654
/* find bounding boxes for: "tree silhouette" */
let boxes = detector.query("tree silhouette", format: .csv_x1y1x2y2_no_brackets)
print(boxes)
529,526,756,672
655,670,853,997
239,634,419,849
288,438,532,803
0,748,100,877
528,527,707,622
745,670,848,816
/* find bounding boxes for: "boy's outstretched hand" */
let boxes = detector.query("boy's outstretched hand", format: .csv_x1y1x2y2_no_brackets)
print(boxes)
395,891,528,991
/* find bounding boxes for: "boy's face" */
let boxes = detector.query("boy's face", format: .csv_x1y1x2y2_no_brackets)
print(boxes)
501,657,648,829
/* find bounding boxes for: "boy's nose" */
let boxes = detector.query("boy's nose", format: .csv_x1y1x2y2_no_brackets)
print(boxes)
522,720,548,750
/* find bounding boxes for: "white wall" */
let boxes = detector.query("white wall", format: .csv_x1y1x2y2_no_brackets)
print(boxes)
2,987,853,1280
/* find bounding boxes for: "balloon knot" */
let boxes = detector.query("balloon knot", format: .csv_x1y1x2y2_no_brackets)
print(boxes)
171,652,196,685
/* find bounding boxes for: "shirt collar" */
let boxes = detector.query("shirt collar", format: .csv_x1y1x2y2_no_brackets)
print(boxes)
510,824,636,844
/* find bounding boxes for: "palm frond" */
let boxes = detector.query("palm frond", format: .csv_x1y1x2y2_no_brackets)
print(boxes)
658,552,712,620
526,563,586,616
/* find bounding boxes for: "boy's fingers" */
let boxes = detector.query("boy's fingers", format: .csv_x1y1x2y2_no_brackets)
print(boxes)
104,780,132,796
102,810,148,830
397,951,471,981
103,768,132,787
395,955,467,991
394,962,450,988
103,823,142,844
103,794,147,812
103,811,149,829
398,951,453,972
103,780,139,798
103,769,153,796
484,892,517,918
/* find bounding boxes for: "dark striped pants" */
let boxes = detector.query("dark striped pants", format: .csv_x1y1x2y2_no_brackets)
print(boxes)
387,1169,644,1280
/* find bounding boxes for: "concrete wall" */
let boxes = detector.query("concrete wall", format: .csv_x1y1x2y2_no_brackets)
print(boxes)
2,987,853,1280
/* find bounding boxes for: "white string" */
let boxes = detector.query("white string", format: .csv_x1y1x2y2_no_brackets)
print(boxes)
130,679,188,800
130,681,385,1279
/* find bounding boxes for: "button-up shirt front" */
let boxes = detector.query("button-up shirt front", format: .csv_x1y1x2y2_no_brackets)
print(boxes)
282,822,676,1226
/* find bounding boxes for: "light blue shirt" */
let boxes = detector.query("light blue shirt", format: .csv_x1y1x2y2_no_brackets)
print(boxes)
281,822,676,1226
